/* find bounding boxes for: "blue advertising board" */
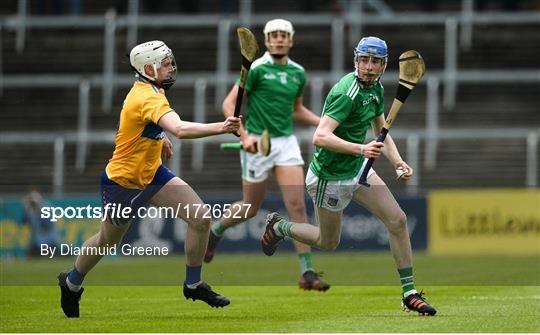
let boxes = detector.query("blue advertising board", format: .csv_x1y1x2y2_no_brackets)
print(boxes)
122,193,427,252
0,192,426,257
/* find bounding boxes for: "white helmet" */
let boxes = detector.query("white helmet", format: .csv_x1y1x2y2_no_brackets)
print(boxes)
263,19,295,39
129,40,177,90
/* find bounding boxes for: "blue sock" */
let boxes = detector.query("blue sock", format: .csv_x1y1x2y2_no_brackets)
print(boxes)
67,266,86,286
185,265,202,286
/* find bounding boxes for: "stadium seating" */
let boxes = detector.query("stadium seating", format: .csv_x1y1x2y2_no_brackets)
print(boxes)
0,2,539,194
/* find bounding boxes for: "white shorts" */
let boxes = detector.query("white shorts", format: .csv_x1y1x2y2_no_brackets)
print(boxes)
241,134,304,183
305,159,377,212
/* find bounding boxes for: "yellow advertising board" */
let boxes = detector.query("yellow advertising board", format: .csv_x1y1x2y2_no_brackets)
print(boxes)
428,189,540,255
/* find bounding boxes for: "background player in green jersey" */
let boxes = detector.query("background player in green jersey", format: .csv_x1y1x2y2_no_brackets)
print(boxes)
205,19,329,291
260,36,437,315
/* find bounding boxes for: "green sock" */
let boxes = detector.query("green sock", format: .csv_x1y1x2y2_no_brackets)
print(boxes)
298,253,314,274
211,221,226,236
398,267,416,295
274,218,293,237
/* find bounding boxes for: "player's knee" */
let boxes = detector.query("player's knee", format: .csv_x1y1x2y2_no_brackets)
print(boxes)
188,216,211,232
386,210,408,235
285,198,305,216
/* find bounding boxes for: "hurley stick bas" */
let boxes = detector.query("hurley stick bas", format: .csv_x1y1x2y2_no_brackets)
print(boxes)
232,27,260,137
358,50,426,186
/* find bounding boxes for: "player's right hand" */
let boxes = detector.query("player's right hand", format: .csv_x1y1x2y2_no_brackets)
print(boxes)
363,140,384,158
241,135,257,153
222,116,241,134
162,134,173,160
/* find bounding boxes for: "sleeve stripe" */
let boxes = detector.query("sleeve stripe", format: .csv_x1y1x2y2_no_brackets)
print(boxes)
348,84,359,100
346,80,357,97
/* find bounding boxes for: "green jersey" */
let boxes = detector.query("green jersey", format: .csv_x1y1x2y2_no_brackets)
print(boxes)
240,52,306,137
309,72,385,180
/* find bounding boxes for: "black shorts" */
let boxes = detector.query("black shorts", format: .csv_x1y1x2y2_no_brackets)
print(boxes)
100,165,175,225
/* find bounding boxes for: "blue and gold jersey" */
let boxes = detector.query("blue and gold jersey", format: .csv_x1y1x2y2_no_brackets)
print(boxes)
105,80,172,189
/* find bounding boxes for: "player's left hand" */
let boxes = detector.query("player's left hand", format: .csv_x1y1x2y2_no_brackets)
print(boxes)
394,161,413,181
163,135,173,160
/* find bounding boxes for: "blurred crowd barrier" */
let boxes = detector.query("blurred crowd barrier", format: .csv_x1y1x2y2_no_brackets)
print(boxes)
2,189,539,258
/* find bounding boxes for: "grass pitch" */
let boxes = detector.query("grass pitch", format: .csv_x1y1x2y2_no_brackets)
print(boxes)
1,252,539,332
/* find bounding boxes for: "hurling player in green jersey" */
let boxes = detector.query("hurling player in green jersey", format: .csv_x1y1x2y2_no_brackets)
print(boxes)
205,19,330,291
261,37,437,316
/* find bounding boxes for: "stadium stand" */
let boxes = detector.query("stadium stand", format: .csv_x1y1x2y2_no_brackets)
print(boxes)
0,0,539,194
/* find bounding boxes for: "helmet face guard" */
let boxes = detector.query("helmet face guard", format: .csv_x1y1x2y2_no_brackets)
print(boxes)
354,36,388,86
155,53,177,90
129,41,177,90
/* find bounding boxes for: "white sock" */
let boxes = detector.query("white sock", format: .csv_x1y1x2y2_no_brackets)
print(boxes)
186,280,202,289
66,277,82,292
404,289,417,297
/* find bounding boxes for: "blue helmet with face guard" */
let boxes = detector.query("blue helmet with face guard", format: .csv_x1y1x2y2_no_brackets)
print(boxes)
354,36,388,86
354,36,388,62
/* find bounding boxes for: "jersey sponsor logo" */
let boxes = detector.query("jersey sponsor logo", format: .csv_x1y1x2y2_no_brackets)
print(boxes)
362,94,379,106
263,72,297,85
264,72,290,85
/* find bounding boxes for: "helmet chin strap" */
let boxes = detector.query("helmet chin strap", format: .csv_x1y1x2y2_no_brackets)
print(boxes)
148,76,175,91
357,79,375,88
160,78,176,90
355,68,378,88
130,65,175,90
270,53,286,59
